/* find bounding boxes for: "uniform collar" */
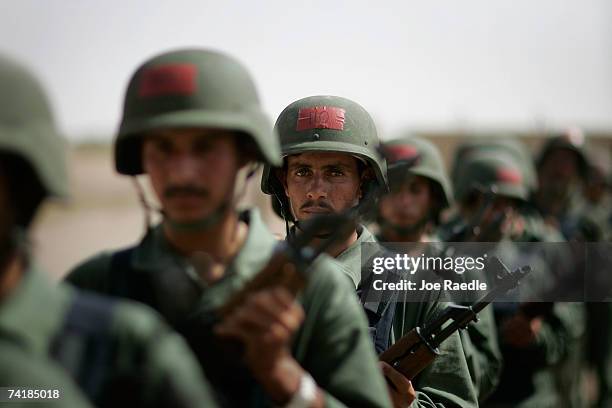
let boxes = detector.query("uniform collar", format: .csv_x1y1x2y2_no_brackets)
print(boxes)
335,225,379,288
0,266,69,356
130,209,278,308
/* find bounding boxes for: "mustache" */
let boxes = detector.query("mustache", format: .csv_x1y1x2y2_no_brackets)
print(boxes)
300,200,333,211
163,185,209,199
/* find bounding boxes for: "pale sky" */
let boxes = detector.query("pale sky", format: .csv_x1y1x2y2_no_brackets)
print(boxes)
2,0,611,140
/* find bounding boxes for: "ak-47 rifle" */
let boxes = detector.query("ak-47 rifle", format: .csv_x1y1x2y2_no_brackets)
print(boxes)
379,257,531,380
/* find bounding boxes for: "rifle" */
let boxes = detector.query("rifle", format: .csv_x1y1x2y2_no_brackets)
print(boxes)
220,213,357,317
379,256,531,380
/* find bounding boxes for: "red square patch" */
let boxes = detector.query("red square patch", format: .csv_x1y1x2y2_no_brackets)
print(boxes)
138,63,197,98
296,106,345,131
386,145,418,163
496,168,522,184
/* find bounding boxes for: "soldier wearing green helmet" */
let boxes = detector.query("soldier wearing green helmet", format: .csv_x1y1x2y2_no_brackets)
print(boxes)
67,50,392,408
262,96,478,408
440,149,585,408
376,136,502,404
450,136,538,196
531,129,595,240
0,55,223,407
377,136,453,241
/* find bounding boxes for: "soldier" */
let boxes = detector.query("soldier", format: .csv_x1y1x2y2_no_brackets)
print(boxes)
532,129,596,240
446,150,584,408
531,131,612,407
377,136,502,403
0,342,93,407
66,49,392,408
261,96,478,408
0,56,220,407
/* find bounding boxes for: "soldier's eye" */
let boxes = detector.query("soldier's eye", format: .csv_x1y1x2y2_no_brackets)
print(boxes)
193,140,213,153
328,167,344,177
294,168,311,177
155,140,173,154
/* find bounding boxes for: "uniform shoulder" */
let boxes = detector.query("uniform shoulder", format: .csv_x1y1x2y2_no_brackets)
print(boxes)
306,254,357,294
64,247,131,290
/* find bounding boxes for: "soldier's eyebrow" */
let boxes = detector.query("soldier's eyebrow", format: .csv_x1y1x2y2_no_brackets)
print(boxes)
322,163,354,171
287,161,313,170
287,161,354,171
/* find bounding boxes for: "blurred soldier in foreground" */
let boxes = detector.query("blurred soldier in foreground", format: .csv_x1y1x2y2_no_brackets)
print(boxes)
261,96,478,408
0,56,219,407
444,147,584,408
67,49,391,408
0,342,93,407
377,136,502,403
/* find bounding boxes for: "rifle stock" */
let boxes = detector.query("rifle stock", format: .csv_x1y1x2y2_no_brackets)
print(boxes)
379,327,439,380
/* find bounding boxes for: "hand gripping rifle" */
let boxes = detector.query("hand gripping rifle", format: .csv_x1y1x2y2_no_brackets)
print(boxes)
379,257,531,380
219,213,357,317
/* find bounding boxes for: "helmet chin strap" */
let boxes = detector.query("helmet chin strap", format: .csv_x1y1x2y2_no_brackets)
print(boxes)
132,163,260,234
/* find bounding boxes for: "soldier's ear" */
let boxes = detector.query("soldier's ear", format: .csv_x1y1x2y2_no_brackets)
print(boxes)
358,167,374,199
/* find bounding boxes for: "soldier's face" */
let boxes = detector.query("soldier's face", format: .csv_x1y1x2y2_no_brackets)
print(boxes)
142,128,242,224
538,149,580,196
282,152,362,221
464,194,518,240
379,176,432,227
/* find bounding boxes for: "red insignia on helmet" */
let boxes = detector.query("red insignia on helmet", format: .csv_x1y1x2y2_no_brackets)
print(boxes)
386,145,418,163
138,64,197,97
296,106,345,131
496,168,522,184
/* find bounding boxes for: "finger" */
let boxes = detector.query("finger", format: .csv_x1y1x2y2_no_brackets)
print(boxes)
214,321,251,342
248,291,304,332
229,304,280,333
380,362,412,391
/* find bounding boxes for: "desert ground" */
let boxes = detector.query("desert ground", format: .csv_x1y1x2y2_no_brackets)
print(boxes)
32,136,611,280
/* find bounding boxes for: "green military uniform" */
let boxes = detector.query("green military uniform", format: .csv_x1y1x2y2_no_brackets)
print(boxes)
381,136,502,403
332,226,480,408
0,55,220,408
0,341,93,408
447,149,586,408
68,209,392,408
1,267,218,408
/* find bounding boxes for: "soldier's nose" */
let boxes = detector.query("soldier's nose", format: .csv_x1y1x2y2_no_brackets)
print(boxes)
306,177,328,199
169,156,201,182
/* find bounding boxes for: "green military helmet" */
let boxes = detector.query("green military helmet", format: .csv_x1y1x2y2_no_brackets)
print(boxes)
115,48,280,175
0,56,68,200
536,127,588,177
451,136,537,193
454,151,528,204
261,95,387,220
383,136,453,209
